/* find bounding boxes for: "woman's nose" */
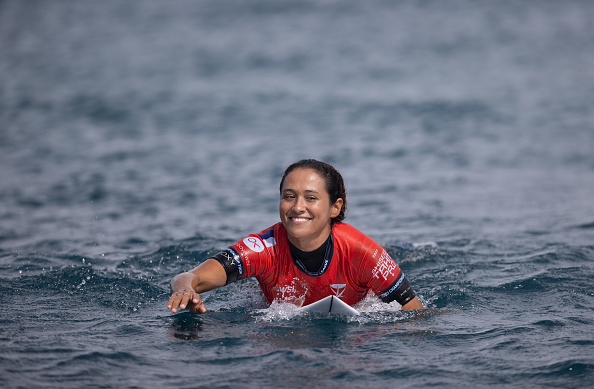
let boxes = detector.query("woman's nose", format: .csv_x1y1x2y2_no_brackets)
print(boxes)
293,197,306,212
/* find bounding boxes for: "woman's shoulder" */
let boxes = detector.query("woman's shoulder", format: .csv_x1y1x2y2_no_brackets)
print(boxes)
332,222,373,242
255,222,285,237
248,222,287,247
333,223,384,266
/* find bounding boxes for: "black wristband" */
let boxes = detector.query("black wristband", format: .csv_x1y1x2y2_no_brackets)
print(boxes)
379,273,417,306
211,247,245,285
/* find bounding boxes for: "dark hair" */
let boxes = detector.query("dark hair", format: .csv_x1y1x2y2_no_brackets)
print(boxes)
279,159,347,225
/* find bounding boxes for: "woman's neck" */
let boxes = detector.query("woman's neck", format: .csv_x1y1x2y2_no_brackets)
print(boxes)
286,225,332,252
289,233,333,275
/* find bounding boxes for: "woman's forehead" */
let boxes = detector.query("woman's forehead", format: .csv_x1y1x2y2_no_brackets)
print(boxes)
281,168,326,191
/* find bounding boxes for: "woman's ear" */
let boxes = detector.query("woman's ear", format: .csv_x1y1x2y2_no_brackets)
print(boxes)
330,198,344,218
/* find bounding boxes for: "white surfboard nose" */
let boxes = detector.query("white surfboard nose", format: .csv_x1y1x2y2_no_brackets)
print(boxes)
298,295,360,315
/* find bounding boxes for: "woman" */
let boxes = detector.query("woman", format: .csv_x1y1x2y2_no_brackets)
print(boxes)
167,159,424,314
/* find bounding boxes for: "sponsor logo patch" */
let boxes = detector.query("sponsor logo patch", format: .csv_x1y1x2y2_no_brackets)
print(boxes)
243,236,265,253
330,284,346,298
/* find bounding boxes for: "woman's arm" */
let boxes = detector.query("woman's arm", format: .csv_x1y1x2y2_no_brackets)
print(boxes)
401,295,424,310
167,258,227,314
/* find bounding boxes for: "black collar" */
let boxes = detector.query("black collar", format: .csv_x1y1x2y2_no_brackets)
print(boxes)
289,234,334,276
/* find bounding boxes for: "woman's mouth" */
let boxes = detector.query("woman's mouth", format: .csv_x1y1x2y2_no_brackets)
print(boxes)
289,217,311,223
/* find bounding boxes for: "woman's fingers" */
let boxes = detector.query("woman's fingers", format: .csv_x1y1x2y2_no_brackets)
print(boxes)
180,291,192,310
167,290,207,314
167,293,181,312
187,294,207,314
167,290,192,313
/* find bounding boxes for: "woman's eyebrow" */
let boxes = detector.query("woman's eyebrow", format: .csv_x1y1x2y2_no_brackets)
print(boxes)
281,189,320,194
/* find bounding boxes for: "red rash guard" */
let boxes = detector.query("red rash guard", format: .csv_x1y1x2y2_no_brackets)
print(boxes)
212,222,416,307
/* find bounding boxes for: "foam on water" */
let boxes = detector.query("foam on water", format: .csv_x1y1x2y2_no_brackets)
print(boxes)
257,301,305,322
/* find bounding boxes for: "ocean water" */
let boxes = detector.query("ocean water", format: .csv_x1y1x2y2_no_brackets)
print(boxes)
1,0,594,387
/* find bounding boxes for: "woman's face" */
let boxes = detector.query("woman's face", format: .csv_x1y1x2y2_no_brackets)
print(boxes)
279,168,343,251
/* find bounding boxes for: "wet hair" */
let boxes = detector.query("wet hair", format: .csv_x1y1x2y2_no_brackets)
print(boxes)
279,159,347,224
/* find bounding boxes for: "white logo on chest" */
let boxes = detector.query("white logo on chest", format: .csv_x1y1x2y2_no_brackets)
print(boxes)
330,284,346,298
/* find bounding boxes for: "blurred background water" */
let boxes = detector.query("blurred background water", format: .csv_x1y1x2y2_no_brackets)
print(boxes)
1,0,593,388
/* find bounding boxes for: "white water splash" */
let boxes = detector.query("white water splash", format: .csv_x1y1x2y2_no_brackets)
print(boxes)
257,301,303,322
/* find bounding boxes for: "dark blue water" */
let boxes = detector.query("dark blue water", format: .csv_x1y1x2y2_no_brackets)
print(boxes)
2,0,594,387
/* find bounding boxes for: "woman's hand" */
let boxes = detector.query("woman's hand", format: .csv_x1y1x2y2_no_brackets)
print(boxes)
167,289,207,314
166,259,228,314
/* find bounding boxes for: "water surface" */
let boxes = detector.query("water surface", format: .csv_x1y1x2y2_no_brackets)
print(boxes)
1,0,594,388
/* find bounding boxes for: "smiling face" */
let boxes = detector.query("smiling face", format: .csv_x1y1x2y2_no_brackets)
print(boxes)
279,168,343,251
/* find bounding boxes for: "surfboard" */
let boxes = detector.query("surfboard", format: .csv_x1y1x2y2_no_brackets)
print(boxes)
298,295,360,315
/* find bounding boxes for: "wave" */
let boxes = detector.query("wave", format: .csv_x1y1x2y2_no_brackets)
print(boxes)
12,264,165,313
5,238,593,320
